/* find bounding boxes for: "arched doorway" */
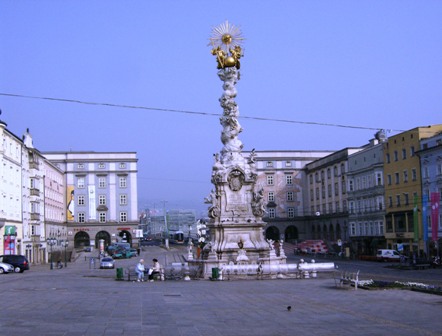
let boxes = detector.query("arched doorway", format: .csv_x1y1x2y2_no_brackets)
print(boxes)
265,226,280,241
95,231,111,249
285,225,298,242
74,231,90,249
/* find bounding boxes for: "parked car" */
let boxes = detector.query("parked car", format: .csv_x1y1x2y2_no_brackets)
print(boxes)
128,248,138,258
100,257,115,269
0,255,30,273
0,262,14,274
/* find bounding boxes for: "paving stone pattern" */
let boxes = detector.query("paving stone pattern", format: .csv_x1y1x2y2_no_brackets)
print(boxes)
0,246,441,336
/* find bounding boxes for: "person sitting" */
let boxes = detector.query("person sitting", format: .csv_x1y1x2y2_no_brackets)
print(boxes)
148,258,161,282
135,259,145,282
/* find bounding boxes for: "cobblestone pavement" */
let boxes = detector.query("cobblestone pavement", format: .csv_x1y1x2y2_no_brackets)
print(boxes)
0,246,441,336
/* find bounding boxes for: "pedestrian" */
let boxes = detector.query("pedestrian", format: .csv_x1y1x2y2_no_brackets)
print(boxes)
136,259,145,282
148,258,161,282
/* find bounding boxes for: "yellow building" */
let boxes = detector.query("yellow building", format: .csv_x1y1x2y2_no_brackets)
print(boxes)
383,125,442,255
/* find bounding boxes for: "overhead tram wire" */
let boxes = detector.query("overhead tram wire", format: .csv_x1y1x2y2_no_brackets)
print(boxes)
0,92,406,133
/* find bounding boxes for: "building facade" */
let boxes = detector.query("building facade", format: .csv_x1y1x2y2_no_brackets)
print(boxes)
243,150,334,242
21,130,47,264
417,131,442,256
383,125,442,255
0,120,23,256
43,152,139,250
347,135,386,255
305,148,363,245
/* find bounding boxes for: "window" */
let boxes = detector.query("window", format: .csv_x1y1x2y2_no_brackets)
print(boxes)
315,187,319,200
268,192,274,202
266,175,274,185
412,168,417,181
423,167,429,179
119,163,126,169
310,189,313,201
98,177,106,188
77,177,85,189
99,195,106,205
404,193,409,206
394,151,398,161
286,175,293,185
402,149,407,160
266,161,273,167
98,163,105,169
335,201,340,212
386,153,390,163
376,173,382,186
30,178,36,189
327,184,332,197
120,194,127,205
309,175,313,184
396,195,401,207
268,208,275,218
120,212,127,222
410,146,415,157
119,177,127,188
78,163,84,169
99,212,106,223
395,172,400,184
348,180,354,191
78,195,85,206
388,196,393,208
334,182,338,196
285,161,292,167
340,163,345,174
334,166,338,177
403,170,408,183
31,202,39,213
287,208,295,218
287,192,294,201
78,212,85,223
327,168,331,179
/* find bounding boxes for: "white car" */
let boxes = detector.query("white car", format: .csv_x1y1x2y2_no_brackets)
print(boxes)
0,262,14,274
100,257,115,269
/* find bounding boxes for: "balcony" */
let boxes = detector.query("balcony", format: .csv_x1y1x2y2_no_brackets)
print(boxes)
30,213,40,221
30,188,40,196
29,162,39,170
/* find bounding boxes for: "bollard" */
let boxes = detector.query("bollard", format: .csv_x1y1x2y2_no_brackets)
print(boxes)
211,267,219,280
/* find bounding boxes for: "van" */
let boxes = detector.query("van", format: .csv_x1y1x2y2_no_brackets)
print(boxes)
0,255,30,273
376,249,403,262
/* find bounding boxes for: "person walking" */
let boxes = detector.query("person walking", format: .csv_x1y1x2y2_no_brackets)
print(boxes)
136,259,145,282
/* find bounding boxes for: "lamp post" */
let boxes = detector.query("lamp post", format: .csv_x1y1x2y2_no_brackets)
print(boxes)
63,240,69,268
47,237,56,270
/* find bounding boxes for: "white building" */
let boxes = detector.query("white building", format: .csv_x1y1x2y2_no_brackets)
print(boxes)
0,120,23,255
43,151,139,249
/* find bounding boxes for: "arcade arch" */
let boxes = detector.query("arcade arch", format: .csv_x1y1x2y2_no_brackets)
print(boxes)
74,231,90,248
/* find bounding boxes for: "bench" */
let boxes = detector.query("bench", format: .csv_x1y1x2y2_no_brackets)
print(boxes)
125,266,164,281
334,270,359,290
413,263,431,270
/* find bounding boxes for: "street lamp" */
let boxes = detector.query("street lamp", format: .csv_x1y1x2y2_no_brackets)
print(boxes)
47,237,57,270
63,240,69,268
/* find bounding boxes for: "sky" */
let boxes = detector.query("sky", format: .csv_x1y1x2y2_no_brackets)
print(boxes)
1,1,441,214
